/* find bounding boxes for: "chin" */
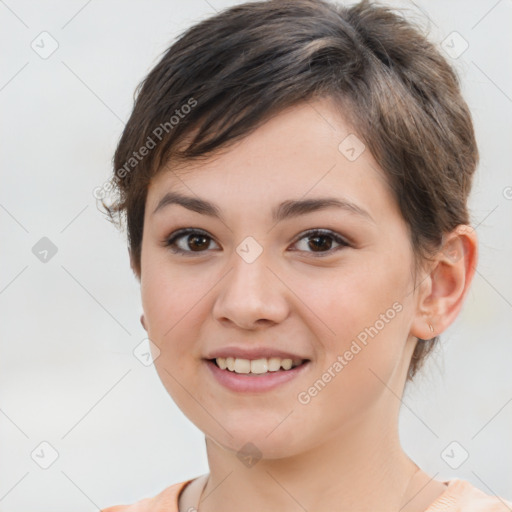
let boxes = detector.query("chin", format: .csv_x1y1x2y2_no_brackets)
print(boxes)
206,423,308,461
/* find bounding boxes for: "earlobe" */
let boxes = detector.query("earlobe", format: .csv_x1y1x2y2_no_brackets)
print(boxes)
411,225,478,340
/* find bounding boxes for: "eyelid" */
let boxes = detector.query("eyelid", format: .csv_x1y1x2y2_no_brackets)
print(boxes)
292,228,350,246
289,228,350,257
163,228,220,255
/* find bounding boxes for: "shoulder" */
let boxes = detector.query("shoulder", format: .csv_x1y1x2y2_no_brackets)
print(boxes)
426,478,512,512
100,479,194,512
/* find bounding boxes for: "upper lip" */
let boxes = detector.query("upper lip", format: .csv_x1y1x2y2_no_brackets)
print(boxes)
205,346,310,361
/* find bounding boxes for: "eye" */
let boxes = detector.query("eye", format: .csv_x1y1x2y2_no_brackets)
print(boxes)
163,228,350,257
164,228,219,256
290,229,350,256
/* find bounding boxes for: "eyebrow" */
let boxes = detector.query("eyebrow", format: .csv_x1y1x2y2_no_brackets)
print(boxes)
152,191,375,224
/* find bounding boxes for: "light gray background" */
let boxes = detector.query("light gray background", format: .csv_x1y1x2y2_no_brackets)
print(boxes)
1,0,511,510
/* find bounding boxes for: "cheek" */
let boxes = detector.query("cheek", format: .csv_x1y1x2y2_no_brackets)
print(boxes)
297,311,408,436
306,258,409,343
307,257,411,402
140,251,215,373
141,264,209,412
141,249,199,333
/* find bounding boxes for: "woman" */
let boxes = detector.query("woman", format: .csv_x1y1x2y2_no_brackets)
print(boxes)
100,0,511,510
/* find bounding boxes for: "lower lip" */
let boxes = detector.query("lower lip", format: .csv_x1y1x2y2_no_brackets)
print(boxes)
204,359,311,393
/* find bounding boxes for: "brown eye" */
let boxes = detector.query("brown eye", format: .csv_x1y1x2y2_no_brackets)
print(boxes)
292,229,349,256
165,229,219,255
185,233,210,251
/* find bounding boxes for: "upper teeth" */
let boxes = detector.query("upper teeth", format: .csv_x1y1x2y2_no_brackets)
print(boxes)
215,357,304,374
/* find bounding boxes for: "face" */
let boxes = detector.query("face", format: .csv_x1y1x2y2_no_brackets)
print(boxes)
139,97,422,459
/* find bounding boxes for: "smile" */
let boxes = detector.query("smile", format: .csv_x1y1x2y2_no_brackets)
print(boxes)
213,356,306,374
205,358,311,392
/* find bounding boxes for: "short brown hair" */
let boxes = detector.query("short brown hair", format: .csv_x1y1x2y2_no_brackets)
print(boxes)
101,0,479,381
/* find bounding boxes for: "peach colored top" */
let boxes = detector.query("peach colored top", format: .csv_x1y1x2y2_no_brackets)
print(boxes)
101,477,512,511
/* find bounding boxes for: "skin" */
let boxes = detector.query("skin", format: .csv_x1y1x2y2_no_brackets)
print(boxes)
133,97,478,512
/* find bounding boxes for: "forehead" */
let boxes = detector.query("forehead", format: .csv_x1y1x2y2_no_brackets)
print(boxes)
146,98,398,223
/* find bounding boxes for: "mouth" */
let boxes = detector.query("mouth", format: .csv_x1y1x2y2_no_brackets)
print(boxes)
207,356,309,375
204,357,311,393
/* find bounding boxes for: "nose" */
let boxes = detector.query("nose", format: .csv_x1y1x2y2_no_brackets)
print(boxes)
211,251,290,330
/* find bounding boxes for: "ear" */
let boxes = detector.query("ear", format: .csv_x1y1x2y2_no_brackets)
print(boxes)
410,224,478,340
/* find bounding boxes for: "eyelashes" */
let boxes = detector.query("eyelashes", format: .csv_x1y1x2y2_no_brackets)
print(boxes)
165,228,215,255
163,228,350,257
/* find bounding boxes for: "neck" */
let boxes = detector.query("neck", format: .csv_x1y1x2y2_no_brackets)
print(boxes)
198,409,420,512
